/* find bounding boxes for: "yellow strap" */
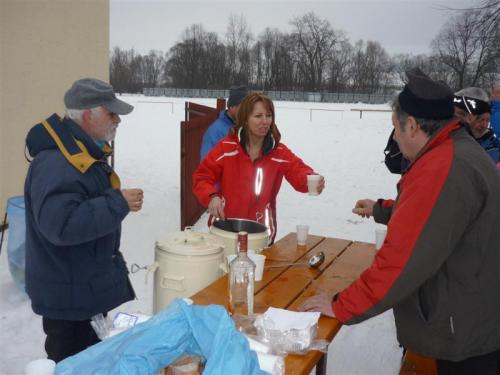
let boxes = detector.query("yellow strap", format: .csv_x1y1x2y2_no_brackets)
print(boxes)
41,119,121,189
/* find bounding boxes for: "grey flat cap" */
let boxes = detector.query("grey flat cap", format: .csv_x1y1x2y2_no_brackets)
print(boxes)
64,78,134,115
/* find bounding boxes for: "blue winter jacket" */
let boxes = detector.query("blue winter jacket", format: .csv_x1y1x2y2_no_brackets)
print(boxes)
491,100,500,140
24,114,135,320
200,110,234,160
476,129,500,163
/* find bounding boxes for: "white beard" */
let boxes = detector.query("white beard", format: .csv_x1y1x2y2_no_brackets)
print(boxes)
103,125,118,141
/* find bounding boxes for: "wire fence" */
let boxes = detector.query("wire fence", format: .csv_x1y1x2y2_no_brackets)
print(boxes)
143,88,394,104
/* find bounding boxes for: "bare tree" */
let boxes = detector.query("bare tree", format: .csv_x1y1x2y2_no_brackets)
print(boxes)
349,40,391,93
328,39,352,92
432,9,499,89
252,28,295,91
165,24,208,88
110,47,142,93
139,50,166,87
289,12,339,91
225,13,253,85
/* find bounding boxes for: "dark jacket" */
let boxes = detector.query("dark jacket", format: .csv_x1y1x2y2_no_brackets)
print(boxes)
24,114,135,320
333,122,500,361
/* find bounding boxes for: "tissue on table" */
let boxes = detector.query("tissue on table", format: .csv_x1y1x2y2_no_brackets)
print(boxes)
254,307,320,353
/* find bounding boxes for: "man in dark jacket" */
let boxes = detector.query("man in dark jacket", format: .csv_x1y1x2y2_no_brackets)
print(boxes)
300,69,500,374
24,78,144,362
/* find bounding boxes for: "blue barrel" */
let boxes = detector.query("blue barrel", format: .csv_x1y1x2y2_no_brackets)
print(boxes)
6,196,26,291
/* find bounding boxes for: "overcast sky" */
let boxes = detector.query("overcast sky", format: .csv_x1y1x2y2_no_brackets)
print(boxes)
110,0,477,56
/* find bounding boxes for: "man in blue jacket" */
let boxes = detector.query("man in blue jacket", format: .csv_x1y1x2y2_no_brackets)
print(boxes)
24,78,144,362
200,85,248,160
490,84,500,140
454,87,499,163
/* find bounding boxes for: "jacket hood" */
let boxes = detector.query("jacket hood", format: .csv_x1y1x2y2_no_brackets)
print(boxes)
26,113,106,160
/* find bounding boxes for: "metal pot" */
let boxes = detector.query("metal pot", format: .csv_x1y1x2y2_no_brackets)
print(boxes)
210,218,269,257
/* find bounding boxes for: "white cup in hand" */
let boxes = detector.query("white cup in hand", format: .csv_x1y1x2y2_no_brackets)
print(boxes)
307,175,321,196
375,228,387,250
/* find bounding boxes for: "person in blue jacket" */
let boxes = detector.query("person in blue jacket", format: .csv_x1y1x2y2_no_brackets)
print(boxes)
490,84,500,140
200,85,248,160
454,87,499,163
24,78,144,362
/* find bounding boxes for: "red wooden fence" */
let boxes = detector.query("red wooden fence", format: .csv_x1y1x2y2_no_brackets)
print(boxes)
180,98,226,229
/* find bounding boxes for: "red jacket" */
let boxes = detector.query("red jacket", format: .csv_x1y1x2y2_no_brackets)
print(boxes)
193,133,314,242
332,122,500,360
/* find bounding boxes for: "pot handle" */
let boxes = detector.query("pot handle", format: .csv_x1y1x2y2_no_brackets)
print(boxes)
219,262,228,273
160,274,185,291
145,262,159,284
131,262,159,285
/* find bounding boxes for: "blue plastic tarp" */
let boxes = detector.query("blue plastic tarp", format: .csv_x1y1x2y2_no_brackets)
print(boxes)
56,299,268,374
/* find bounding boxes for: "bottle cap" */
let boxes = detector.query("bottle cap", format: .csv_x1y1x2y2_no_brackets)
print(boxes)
237,231,248,252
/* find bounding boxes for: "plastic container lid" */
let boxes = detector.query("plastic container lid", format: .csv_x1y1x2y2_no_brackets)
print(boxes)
155,228,223,256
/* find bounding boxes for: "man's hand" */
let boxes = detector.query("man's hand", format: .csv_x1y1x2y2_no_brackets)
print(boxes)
208,195,225,220
317,175,325,194
352,199,376,218
298,293,337,318
122,188,144,212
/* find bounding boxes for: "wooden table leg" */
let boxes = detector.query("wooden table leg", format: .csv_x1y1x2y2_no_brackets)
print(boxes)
315,352,328,375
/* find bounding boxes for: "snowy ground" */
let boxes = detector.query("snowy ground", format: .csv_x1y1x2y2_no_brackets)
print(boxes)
0,95,403,374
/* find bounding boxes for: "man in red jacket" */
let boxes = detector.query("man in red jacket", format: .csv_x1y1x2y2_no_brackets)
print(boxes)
300,68,500,374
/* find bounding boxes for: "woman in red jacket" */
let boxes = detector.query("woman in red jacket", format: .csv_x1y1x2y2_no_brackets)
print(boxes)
193,93,324,243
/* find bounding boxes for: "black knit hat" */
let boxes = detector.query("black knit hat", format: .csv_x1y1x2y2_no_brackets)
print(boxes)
398,68,454,120
227,86,248,108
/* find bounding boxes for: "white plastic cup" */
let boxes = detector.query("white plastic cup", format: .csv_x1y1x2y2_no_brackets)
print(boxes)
296,225,309,245
375,228,387,250
24,359,56,375
307,175,321,196
249,253,266,282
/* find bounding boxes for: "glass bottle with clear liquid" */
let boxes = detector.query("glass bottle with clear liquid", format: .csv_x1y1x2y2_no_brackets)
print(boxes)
228,231,256,315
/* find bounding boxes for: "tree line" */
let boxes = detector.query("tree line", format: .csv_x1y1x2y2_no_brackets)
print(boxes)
110,1,499,95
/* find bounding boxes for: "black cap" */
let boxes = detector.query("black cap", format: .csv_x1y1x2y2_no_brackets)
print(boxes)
227,86,248,108
454,87,491,115
398,68,454,119
64,78,134,115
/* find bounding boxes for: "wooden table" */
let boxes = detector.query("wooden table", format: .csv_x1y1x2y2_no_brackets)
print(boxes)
191,233,377,375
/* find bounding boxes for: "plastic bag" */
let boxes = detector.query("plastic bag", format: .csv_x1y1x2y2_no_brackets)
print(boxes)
239,310,329,356
6,196,26,291
56,299,268,375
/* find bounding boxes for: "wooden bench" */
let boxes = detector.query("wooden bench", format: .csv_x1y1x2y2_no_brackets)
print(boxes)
399,351,437,375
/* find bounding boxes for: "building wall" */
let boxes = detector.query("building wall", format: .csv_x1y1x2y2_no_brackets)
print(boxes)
0,0,109,214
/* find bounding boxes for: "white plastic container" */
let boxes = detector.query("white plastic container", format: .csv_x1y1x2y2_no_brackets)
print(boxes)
153,228,223,313
209,219,269,257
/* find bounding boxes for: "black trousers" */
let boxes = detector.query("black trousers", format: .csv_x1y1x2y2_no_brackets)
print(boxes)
437,350,500,375
42,316,100,363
